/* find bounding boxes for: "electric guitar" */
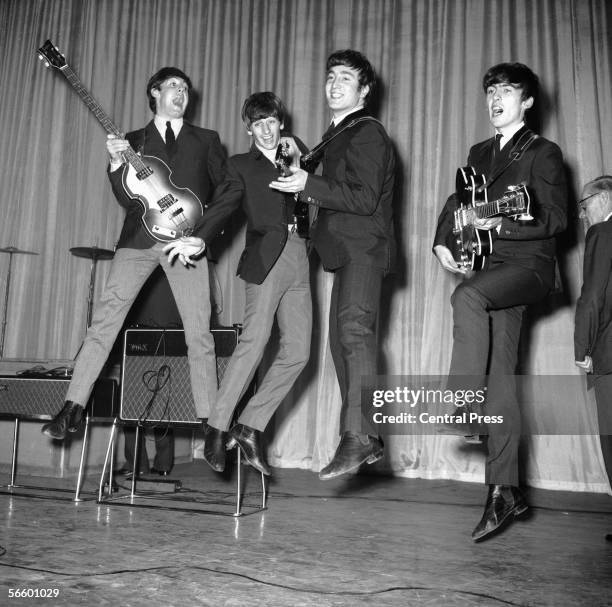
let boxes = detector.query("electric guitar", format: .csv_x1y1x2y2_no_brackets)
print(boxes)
37,39,203,243
453,166,532,271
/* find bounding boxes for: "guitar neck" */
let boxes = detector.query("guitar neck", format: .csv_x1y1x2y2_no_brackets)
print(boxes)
474,192,522,219
59,65,144,169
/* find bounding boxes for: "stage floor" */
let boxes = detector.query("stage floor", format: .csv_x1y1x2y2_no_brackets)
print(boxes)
0,462,610,606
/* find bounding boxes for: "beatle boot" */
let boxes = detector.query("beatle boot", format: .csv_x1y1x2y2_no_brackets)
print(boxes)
227,423,271,476
318,432,384,480
471,484,528,542
203,422,228,472
41,400,85,440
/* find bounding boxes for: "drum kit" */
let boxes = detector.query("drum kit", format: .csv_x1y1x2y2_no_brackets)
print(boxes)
0,244,114,357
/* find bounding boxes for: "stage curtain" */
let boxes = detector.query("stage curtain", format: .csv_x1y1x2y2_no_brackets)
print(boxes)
0,0,610,492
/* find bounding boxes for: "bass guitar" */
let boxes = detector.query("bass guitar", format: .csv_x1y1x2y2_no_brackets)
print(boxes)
37,40,203,243
453,166,532,271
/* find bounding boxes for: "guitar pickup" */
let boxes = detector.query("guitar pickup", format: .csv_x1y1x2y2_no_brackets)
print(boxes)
168,207,184,218
136,167,153,180
158,194,177,210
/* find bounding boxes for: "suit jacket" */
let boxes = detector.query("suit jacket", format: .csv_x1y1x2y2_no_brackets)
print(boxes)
300,108,396,273
108,120,226,250
434,126,567,287
574,217,612,374
200,140,307,285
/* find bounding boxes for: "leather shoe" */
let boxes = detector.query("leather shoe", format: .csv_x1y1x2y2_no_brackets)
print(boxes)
319,432,384,480
203,423,228,472
472,484,528,542
227,423,271,476
41,401,85,440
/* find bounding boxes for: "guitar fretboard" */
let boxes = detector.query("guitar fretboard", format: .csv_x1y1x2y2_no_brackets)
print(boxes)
59,65,146,173
474,191,524,219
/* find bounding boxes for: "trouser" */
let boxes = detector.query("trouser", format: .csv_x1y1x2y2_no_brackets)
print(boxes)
66,244,216,418
448,261,549,486
123,426,174,473
328,263,384,438
594,374,612,488
208,233,312,431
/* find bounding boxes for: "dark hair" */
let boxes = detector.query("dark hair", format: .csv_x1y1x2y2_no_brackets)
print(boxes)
146,67,192,112
482,62,539,102
241,91,287,126
326,49,376,105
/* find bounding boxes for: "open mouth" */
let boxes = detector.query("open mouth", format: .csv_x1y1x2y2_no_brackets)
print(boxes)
491,106,503,116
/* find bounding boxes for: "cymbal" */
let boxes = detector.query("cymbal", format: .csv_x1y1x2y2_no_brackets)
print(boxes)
0,246,38,255
70,246,115,260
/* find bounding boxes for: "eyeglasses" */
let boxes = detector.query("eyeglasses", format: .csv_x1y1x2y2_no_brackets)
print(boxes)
577,191,602,211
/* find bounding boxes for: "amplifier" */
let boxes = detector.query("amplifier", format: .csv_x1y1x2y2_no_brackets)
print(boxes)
0,376,117,419
120,327,239,424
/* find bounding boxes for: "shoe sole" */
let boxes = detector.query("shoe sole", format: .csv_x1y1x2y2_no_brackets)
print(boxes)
41,427,67,440
203,453,225,473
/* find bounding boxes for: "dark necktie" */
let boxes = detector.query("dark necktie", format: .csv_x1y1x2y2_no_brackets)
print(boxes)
494,133,503,154
165,121,176,152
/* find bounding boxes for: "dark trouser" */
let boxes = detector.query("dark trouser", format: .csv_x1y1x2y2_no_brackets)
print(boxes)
448,261,549,486
329,263,384,437
593,374,612,487
123,426,174,473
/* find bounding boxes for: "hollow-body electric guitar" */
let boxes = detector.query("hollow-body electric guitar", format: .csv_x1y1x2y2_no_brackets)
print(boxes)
37,40,202,243
453,166,532,271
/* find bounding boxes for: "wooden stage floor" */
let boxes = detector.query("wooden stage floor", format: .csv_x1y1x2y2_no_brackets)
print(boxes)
0,462,610,606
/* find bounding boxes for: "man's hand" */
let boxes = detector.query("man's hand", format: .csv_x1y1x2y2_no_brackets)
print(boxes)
473,216,502,231
269,166,308,193
279,136,301,166
163,237,206,267
433,245,467,274
106,134,130,164
575,356,593,373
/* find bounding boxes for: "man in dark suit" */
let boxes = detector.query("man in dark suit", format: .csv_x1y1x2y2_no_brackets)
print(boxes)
574,175,612,541
270,50,396,480
190,92,311,475
433,63,567,541
42,67,226,440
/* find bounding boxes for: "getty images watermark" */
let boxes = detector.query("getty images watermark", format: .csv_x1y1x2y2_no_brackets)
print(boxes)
360,375,609,436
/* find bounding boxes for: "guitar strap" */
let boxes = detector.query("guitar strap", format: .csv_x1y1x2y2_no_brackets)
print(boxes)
298,116,383,231
300,116,383,171
479,129,538,191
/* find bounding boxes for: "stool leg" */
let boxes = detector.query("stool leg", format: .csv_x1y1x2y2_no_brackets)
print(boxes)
74,414,90,502
98,419,118,501
9,418,19,488
131,425,141,498
260,470,267,509
234,445,242,517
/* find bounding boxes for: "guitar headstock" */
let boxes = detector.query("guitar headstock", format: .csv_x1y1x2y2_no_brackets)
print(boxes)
38,40,67,70
502,183,533,220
